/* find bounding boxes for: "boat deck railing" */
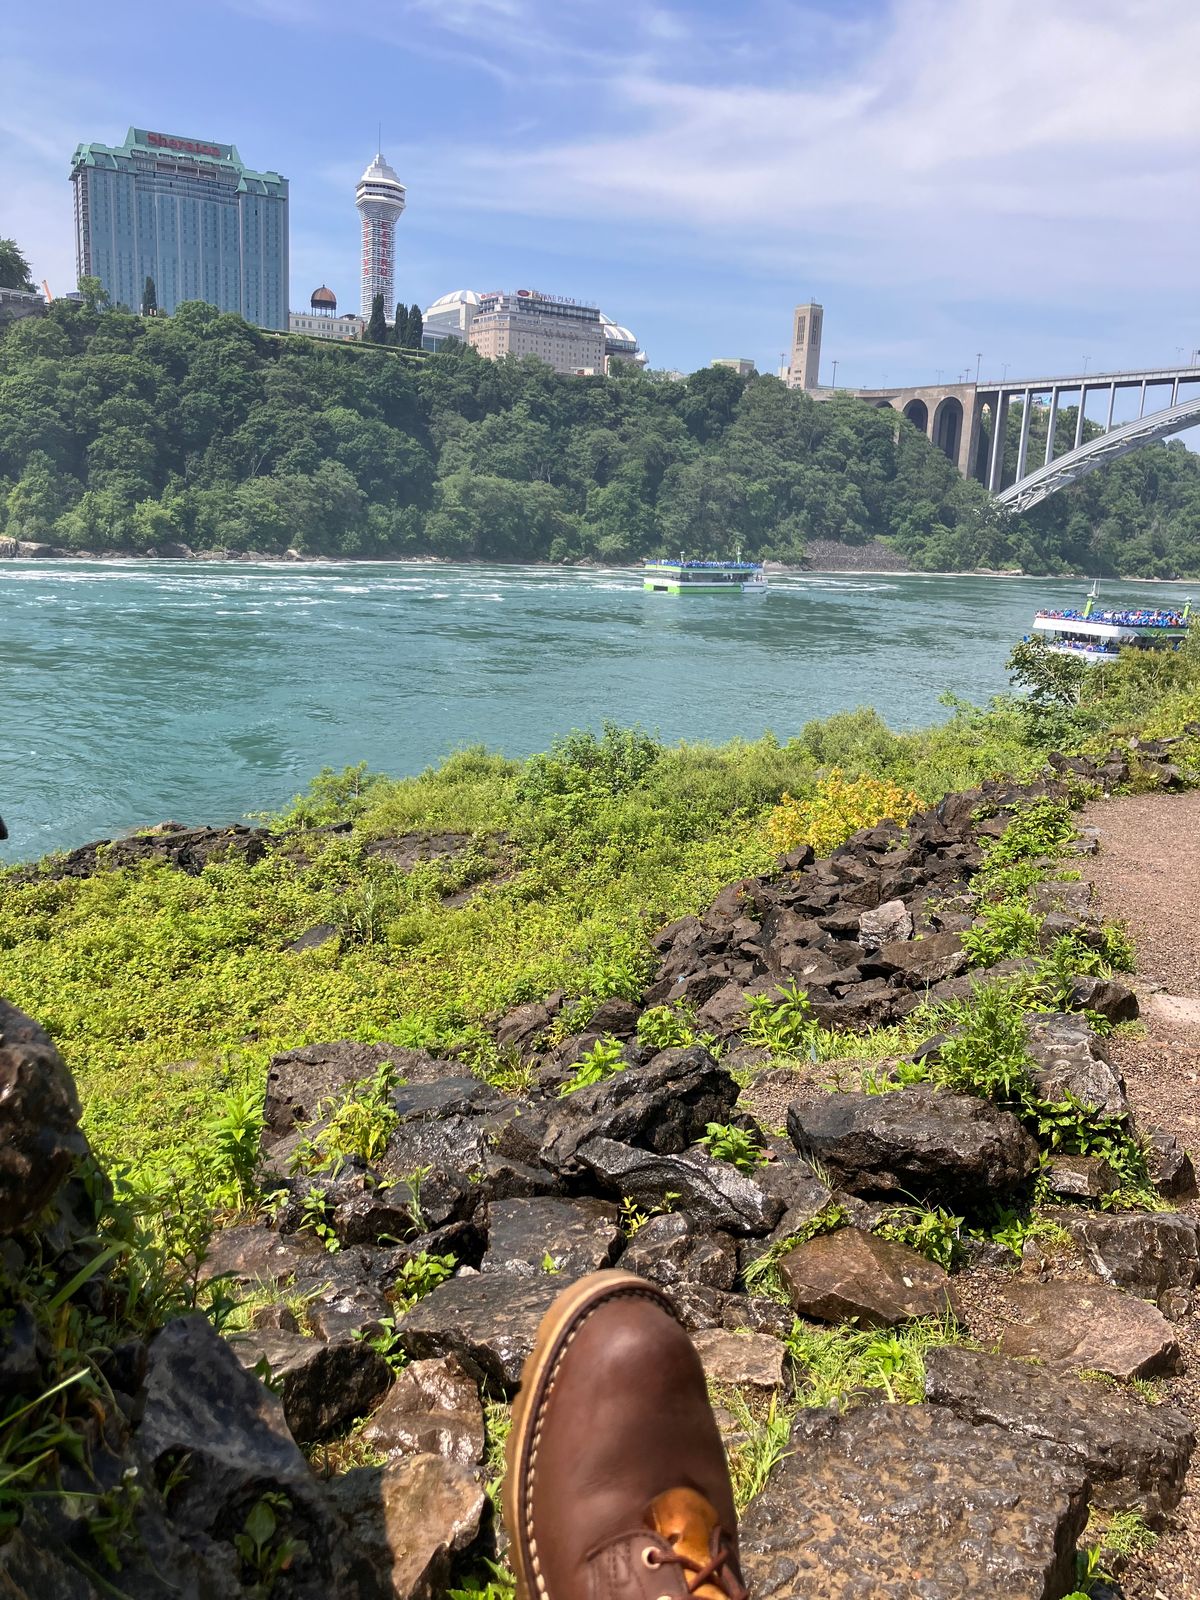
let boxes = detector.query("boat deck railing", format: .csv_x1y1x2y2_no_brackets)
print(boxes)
644,559,763,570
1035,608,1189,628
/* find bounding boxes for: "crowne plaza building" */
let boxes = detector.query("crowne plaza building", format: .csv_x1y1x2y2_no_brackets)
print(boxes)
69,127,289,329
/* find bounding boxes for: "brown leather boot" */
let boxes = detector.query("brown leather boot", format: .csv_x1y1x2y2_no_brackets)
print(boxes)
504,1271,748,1600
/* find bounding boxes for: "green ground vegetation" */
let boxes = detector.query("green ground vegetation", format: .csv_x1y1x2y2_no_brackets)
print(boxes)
2,634,1197,1185
3,290,1200,571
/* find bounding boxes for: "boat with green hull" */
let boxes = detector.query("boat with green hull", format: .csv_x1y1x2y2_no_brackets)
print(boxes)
642,558,768,596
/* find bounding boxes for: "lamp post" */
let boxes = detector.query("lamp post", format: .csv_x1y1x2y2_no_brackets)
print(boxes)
830,359,839,388
975,352,982,384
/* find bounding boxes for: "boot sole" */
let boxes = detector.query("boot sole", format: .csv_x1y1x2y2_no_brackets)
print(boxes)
503,1269,678,1600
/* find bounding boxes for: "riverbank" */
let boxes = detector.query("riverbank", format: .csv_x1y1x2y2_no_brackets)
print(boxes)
3,537,1198,582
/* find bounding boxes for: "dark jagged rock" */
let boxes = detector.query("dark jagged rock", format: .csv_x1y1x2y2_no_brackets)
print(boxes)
196,1221,326,1287
263,1041,448,1143
860,932,968,987
998,1278,1182,1380
0,1303,40,1398
1064,974,1140,1023
480,1196,623,1277
572,1138,783,1235
8,823,272,885
392,1076,506,1123
1025,1012,1131,1120
924,1346,1195,1521
617,1212,739,1292
135,1314,354,1581
396,1272,570,1392
739,1403,1089,1600
1147,1130,1199,1199
856,898,913,950
539,1046,739,1171
494,993,564,1055
1045,1154,1118,1200
327,1455,486,1600
0,999,89,1234
330,1177,427,1248
585,997,642,1037
304,1275,393,1343
287,922,340,953
378,1116,491,1224
230,1326,392,1442
361,1354,485,1467
777,1226,955,1327
786,1085,1038,1206
690,1329,786,1392
1064,1212,1200,1312
365,831,475,872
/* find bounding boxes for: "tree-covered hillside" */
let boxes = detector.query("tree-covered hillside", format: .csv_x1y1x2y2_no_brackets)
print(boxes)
1,295,1198,574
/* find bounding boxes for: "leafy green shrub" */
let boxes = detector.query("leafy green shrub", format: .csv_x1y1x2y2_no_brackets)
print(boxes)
698,1121,767,1173
558,1037,627,1097
393,1251,455,1311
961,899,1042,964
872,1202,963,1270
636,1003,708,1052
289,1064,400,1176
745,983,819,1056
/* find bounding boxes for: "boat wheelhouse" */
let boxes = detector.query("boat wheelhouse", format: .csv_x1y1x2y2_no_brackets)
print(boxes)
1031,592,1192,664
642,558,768,595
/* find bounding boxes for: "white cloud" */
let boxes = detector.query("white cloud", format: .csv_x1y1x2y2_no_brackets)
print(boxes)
435,0,1200,301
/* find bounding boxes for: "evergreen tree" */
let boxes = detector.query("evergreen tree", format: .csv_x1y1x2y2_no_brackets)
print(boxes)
407,302,424,350
142,276,157,317
393,302,410,347
365,293,388,344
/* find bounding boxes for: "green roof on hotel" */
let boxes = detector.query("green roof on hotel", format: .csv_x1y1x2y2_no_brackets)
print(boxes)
70,127,286,189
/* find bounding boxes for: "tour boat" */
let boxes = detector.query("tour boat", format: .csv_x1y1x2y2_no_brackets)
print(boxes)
642,557,768,596
1030,584,1192,664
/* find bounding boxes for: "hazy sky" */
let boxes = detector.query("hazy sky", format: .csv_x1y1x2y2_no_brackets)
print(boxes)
2,0,1198,391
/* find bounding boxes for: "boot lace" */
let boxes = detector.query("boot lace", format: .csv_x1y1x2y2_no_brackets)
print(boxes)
645,1539,748,1600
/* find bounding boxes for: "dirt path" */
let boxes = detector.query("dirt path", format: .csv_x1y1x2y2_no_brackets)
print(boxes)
1079,789,1200,1599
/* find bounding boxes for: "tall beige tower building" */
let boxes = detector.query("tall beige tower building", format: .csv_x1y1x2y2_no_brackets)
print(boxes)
788,301,823,390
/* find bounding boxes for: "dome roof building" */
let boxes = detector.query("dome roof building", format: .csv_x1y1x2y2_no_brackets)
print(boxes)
310,284,337,315
423,289,482,341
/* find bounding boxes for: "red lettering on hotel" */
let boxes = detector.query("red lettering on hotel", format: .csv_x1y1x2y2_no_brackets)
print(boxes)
147,132,223,158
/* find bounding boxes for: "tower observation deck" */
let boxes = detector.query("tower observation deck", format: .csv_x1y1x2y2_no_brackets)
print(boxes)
355,151,406,321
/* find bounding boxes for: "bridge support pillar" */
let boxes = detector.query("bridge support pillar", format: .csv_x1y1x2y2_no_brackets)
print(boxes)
1016,388,1033,481
987,393,1008,491
1044,387,1059,466
1139,379,1147,418
1074,390,1087,450
1106,384,1116,431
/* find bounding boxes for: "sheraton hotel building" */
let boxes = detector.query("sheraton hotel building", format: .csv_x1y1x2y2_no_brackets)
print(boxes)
70,128,289,330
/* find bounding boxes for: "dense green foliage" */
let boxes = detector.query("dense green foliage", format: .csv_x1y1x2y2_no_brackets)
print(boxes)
0,296,997,562
3,294,1198,570
0,239,35,293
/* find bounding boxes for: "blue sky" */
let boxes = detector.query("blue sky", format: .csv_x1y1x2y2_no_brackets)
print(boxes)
2,0,1199,395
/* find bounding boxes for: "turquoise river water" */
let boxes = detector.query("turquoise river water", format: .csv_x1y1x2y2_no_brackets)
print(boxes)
2,561,1193,863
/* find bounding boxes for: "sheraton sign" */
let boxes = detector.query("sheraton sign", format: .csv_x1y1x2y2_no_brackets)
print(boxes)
146,132,223,158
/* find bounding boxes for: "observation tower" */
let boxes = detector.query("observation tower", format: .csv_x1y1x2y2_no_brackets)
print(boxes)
355,151,406,321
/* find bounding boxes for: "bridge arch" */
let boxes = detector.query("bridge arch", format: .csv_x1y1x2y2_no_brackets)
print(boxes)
903,398,929,431
996,393,1200,514
932,396,963,462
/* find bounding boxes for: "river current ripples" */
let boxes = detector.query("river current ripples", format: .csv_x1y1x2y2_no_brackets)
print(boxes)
2,560,1192,862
